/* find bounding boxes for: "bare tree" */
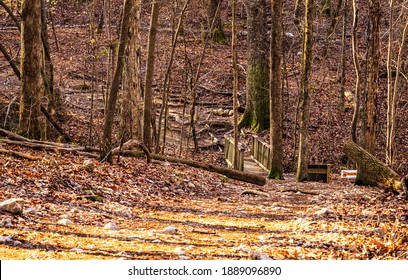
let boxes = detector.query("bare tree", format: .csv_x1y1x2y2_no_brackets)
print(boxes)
19,0,43,139
142,0,160,151
269,0,284,179
296,0,314,182
100,0,136,162
239,0,270,132
356,0,380,185
350,0,360,143
232,0,239,169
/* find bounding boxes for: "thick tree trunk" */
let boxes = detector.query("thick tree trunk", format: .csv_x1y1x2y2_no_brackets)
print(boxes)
239,0,270,132
20,0,43,140
122,0,142,142
357,0,380,184
296,0,313,182
100,0,134,162
344,140,404,193
269,0,284,179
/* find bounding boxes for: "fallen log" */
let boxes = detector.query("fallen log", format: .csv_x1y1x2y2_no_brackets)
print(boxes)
344,140,406,194
0,147,41,161
0,138,98,158
121,150,266,186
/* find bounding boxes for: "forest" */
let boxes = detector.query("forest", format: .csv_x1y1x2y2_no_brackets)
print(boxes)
0,0,407,260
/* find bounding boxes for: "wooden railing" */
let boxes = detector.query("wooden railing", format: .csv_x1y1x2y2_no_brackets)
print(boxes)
251,135,271,172
224,136,244,171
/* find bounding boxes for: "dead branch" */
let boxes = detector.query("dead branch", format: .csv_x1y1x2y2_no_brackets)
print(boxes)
0,147,41,161
0,138,98,158
281,188,319,195
112,139,151,164
240,189,270,197
121,150,266,186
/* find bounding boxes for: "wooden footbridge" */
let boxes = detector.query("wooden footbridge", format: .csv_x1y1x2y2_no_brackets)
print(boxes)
225,135,331,182
224,135,270,177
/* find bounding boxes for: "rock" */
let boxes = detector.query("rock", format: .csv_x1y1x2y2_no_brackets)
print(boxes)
161,226,178,234
249,249,272,260
104,222,119,230
236,245,249,253
0,198,24,215
315,208,334,216
83,159,95,172
57,218,73,225
174,248,188,259
70,248,84,253
0,235,13,243
174,247,185,255
59,214,69,219
24,208,37,214
2,218,12,227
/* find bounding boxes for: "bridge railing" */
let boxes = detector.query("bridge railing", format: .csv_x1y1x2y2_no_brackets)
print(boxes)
251,135,271,172
224,136,244,171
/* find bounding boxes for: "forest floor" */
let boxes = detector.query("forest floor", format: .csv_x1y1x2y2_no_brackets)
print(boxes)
1,148,408,260
1,1,408,260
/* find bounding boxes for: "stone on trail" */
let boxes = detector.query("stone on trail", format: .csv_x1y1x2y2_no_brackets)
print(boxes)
104,222,120,230
57,218,73,225
0,198,24,215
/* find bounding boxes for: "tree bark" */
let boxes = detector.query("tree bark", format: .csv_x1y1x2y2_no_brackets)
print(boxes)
142,0,160,151
344,140,404,193
239,0,270,132
20,0,43,140
269,0,284,179
296,0,314,182
357,0,380,184
339,0,348,111
350,0,360,143
122,0,142,142
100,0,135,162
232,0,239,169
208,0,225,42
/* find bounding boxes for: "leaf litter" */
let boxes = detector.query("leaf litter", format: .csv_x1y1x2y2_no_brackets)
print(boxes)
1,149,407,260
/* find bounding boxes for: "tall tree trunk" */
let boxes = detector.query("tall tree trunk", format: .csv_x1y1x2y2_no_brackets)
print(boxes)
239,0,270,132
208,0,225,42
142,0,160,151
350,0,360,143
386,0,394,167
20,0,43,140
232,0,239,169
100,0,135,162
387,20,408,168
357,0,380,185
122,0,142,142
339,0,348,111
269,0,283,179
296,0,314,182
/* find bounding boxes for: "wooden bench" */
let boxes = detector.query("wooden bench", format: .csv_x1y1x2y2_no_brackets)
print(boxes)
307,164,331,183
224,136,244,171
